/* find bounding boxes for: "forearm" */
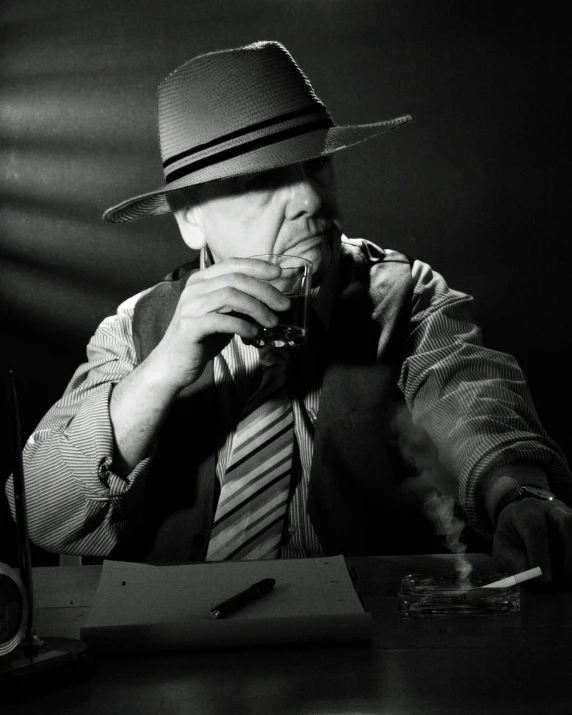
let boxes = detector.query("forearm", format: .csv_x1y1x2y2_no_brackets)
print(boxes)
109,347,181,473
6,384,154,556
5,295,158,555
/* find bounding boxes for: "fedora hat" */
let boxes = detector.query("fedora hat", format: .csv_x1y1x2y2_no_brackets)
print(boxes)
103,41,411,224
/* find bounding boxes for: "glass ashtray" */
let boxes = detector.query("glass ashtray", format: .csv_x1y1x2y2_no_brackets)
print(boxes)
397,573,520,617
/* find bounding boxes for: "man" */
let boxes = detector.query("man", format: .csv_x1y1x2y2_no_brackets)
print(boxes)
7,41,572,580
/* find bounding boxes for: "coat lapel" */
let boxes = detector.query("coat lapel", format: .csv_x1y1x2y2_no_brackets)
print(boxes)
130,262,223,563
141,360,222,563
303,246,415,554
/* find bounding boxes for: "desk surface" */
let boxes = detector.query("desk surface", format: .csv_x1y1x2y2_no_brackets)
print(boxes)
4,554,572,714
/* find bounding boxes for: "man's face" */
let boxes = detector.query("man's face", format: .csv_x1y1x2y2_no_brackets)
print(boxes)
187,157,340,284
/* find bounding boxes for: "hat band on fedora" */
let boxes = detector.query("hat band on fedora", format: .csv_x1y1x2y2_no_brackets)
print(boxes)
164,110,334,184
163,105,329,170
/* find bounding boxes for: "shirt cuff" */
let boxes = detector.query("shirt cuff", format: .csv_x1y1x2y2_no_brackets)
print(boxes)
60,382,155,500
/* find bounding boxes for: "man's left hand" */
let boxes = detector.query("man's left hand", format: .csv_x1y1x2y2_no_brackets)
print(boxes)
492,498,572,586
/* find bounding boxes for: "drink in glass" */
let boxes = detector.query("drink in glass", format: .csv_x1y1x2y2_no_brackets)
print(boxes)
242,254,312,349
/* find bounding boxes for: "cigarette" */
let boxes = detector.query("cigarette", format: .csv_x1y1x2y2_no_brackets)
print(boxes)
479,566,542,590
455,567,543,601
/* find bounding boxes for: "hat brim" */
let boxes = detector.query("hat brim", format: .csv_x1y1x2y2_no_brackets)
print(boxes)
102,115,412,224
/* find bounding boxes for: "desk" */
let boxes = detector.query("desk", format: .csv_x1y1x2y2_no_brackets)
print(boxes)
3,554,571,714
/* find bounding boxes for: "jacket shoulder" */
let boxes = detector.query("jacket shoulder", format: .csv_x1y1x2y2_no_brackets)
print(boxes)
341,237,412,266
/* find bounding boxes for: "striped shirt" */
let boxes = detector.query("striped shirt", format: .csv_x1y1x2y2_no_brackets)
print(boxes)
212,336,323,558
6,237,571,557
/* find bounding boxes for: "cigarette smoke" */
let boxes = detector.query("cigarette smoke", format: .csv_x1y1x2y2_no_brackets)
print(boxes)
422,491,473,588
391,406,473,588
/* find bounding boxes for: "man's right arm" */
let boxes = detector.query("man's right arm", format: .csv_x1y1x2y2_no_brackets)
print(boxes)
6,258,290,556
5,291,155,557
108,348,181,474
108,257,288,472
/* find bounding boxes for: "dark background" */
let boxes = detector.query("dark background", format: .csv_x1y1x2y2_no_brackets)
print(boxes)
1,1,570,566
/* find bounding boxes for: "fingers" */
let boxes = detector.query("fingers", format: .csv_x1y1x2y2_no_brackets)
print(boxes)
492,529,529,575
196,287,282,330
546,502,572,584
190,271,290,314
205,312,261,343
185,259,291,327
521,519,553,583
492,499,572,584
190,257,282,283
156,258,295,389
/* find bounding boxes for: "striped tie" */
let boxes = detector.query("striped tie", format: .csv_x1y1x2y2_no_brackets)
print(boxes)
206,349,294,561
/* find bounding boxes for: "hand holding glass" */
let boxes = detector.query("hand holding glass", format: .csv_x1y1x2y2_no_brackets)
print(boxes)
242,254,312,349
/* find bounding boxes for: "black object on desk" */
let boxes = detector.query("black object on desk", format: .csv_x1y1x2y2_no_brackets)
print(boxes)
210,578,276,619
0,371,90,693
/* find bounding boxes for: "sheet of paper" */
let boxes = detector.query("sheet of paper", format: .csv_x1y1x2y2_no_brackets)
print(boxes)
81,555,371,650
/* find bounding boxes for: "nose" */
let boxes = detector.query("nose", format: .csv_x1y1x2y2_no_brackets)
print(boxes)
283,163,323,220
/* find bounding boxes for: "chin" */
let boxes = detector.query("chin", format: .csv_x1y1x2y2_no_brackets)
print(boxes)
284,231,335,282
303,245,330,285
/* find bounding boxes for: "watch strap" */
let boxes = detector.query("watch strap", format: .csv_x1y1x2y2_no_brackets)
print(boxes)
493,485,554,525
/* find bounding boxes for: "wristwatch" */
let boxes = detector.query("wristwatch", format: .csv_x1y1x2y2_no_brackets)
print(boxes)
493,484,555,525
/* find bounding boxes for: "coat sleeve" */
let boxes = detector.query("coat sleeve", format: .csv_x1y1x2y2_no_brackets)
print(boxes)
5,289,156,556
397,259,572,536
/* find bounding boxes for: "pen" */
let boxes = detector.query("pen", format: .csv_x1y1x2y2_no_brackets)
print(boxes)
210,578,276,619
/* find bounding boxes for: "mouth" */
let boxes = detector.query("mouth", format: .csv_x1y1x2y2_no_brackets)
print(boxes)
288,229,331,252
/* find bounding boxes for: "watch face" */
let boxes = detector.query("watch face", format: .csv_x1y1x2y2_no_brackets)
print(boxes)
522,485,554,500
